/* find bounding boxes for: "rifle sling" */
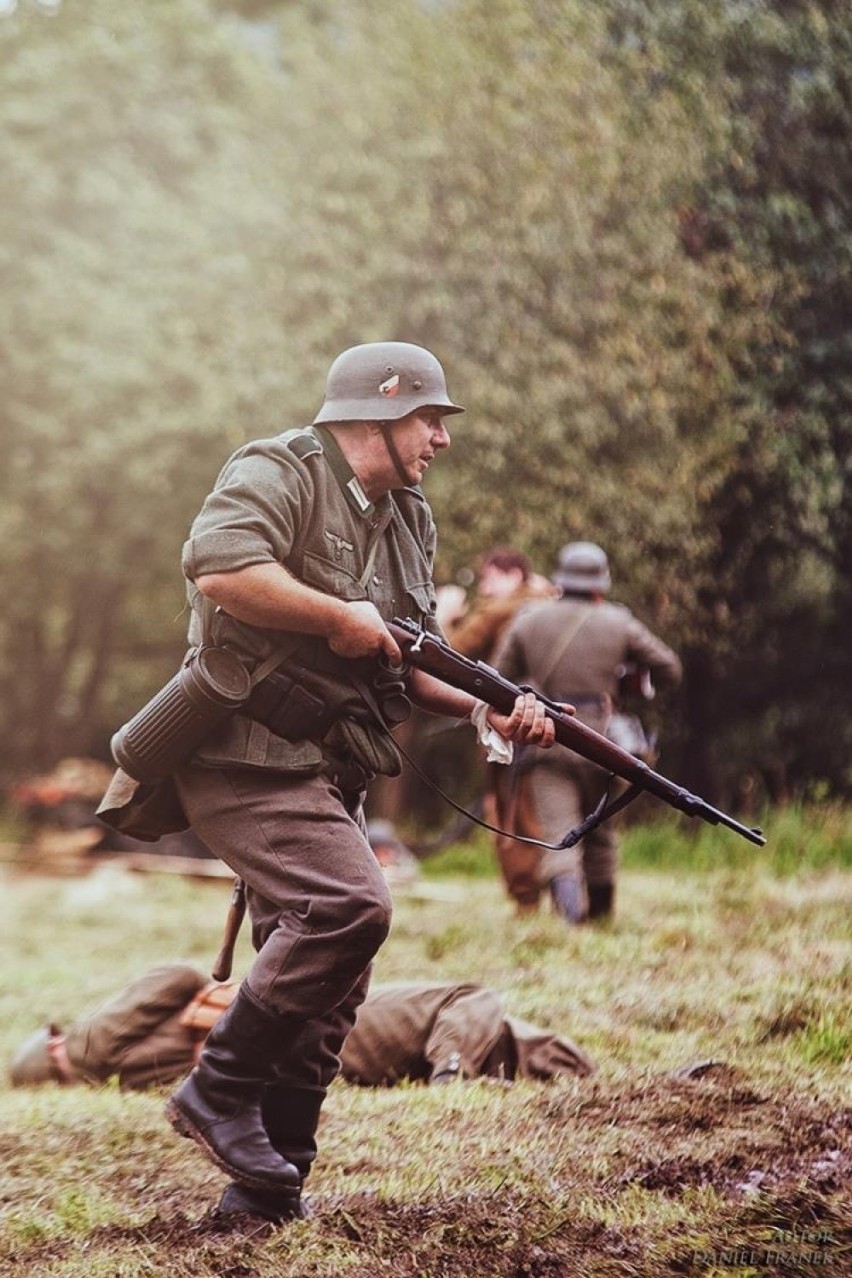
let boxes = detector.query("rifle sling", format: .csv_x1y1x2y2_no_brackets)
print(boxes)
357,669,643,850
393,728,642,850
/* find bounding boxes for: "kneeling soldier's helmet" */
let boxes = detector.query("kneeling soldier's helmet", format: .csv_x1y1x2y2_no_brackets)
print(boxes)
314,342,464,424
552,542,612,595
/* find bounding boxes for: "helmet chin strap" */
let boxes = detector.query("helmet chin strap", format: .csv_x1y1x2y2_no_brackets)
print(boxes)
380,421,412,487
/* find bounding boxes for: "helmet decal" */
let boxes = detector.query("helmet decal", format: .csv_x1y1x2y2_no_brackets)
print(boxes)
379,374,400,397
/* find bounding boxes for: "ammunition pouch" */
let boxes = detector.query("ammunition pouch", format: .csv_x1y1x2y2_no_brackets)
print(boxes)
247,663,403,782
371,659,412,726
247,671,338,743
327,717,402,780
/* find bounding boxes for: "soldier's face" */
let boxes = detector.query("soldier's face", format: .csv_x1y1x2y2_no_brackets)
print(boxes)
386,409,451,486
478,565,525,600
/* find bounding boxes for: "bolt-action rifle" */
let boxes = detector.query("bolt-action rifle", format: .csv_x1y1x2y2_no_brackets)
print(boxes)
387,617,765,848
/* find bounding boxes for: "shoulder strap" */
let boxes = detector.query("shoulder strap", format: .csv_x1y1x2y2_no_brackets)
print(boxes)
532,605,594,692
249,637,304,687
358,535,383,591
285,427,323,461
198,594,303,688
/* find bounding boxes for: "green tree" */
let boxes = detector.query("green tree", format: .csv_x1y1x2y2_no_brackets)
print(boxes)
709,0,852,799
259,0,780,807
608,0,852,799
0,0,290,774
267,0,751,613
4,0,848,811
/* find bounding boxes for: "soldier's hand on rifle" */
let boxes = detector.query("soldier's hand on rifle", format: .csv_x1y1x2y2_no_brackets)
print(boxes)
486,691,558,748
328,601,403,663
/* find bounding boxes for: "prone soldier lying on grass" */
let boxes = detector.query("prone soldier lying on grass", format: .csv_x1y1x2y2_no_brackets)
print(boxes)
9,962,595,1096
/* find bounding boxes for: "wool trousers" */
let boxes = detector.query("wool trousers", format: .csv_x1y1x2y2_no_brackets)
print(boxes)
175,762,393,1087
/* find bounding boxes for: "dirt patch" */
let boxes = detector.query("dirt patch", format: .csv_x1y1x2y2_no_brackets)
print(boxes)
601,1075,851,1202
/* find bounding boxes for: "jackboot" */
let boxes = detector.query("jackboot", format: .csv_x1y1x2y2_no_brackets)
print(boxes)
587,882,615,920
166,986,302,1194
216,1083,326,1225
549,873,588,924
215,1182,312,1225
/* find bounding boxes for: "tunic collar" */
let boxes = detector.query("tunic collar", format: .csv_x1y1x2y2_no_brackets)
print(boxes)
313,425,392,522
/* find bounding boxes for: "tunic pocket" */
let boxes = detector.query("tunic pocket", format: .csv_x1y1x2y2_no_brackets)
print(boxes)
302,550,368,601
404,581,437,626
193,714,325,774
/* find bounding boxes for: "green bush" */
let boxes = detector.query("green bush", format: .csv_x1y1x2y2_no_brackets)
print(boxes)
621,804,852,876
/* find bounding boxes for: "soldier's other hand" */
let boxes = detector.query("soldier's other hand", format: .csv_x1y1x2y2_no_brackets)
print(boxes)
328,601,402,663
487,692,556,748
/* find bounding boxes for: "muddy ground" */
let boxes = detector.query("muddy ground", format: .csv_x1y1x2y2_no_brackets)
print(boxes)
3,1066,849,1277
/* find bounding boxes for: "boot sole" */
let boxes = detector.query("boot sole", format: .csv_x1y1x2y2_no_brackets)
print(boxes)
165,1098,300,1195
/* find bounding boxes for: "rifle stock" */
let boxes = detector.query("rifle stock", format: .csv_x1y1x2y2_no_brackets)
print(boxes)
388,618,766,848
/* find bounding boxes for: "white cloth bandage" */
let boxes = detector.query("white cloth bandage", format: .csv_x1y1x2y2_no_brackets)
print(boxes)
469,699,514,765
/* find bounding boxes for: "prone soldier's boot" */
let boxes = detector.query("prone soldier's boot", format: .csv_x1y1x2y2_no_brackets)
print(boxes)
216,1084,326,1225
166,986,301,1195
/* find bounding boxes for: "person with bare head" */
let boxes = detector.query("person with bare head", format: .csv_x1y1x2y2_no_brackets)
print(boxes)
438,546,554,663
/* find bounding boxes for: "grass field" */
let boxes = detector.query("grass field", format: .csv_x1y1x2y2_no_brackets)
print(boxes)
0,806,850,1276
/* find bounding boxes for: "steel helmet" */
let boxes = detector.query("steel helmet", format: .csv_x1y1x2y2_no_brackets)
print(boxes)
313,342,464,424
8,1027,54,1086
552,542,612,595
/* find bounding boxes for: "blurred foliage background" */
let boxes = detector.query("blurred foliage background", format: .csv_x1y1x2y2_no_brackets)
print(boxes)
1,0,850,809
